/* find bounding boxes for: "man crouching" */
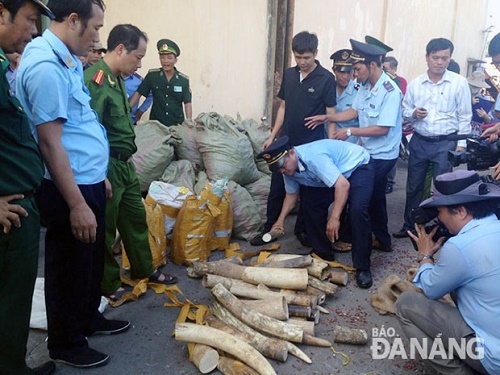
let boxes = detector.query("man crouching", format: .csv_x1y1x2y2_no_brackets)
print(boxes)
257,136,375,288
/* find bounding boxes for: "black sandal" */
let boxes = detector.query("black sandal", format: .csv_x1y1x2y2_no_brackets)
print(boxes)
148,270,178,285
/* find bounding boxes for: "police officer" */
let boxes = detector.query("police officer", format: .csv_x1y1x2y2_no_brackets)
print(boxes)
130,38,192,126
365,35,401,89
0,1,56,373
84,24,178,301
257,136,375,288
306,39,402,287
329,49,360,143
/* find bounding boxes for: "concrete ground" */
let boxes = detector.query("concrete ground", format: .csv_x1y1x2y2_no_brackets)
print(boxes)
26,160,437,375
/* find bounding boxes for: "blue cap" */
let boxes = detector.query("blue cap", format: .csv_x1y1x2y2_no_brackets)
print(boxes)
257,136,291,172
33,0,55,20
330,49,353,72
348,39,385,63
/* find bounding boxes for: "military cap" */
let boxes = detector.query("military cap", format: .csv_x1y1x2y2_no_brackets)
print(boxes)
365,35,393,55
92,41,106,52
32,0,55,19
348,39,385,63
157,39,180,56
330,49,353,72
257,136,291,172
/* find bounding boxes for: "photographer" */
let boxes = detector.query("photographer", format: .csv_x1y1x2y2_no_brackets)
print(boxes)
482,123,500,179
395,170,500,374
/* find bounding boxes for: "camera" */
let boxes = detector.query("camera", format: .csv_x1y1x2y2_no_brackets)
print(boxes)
448,137,500,171
408,207,452,251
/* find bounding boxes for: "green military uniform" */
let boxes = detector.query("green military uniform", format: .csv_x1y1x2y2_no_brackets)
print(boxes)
84,59,155,295
137,67,191,127
0,48,44,374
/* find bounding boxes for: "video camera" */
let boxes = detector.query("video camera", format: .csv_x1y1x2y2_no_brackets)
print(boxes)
448,135,500,171
408,206,452,252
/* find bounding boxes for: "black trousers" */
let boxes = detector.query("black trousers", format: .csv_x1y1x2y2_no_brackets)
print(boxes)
36,179,107,357
369,158,397,247
301,164,375,270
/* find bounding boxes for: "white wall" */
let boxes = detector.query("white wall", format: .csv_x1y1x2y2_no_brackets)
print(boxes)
101,0,490,121
101,0,271,120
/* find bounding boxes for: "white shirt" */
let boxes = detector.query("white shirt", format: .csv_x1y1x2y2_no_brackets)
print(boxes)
402,70,471,148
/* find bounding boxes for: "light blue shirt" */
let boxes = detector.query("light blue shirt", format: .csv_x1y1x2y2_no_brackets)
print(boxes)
414,215,500,374
123,72,152,123
6,65,16,96
352,71,402,160
17,29,109,184
402,70,471,148
326,80,360,143
283,139,370,194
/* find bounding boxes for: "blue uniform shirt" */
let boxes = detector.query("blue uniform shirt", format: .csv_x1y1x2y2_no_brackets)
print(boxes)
123,72,152,123
326,79,360,143
352,71,402,160
413,215,500,374
283,139,370,194
17,29,109,184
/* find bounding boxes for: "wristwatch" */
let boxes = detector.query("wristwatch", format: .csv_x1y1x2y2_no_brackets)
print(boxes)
346,128,352,137
417,254,434,263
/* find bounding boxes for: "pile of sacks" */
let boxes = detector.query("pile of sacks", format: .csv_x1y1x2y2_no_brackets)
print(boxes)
130,112,272,263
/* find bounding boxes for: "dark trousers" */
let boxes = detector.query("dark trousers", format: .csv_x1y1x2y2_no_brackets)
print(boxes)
264,170,305,235
369,158,397,247
302,164,374,270
0,196,39,374
36,179,107,357
403,135,455,229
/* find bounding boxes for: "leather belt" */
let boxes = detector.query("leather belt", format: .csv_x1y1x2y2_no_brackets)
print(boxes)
414,131,457,142
109,149,131,162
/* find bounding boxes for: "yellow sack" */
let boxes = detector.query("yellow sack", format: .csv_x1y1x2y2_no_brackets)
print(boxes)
171,195,221,265
200,183,233,251
122,199,167,270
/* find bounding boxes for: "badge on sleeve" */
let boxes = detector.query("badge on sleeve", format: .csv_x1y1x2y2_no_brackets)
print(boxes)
383,81,394,92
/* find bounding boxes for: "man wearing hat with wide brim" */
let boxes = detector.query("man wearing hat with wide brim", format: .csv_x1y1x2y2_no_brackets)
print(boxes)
130,38,192,127
257,136,375,288
329,49,360,144
306,39,402,287
395,170,500,374
0,1,57,374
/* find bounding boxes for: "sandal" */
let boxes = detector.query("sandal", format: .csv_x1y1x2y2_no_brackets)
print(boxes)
148,270,178,285
106,287,129,303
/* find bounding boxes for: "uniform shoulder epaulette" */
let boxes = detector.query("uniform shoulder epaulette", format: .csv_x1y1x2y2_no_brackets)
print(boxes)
383,81,395,92
148,68,161,73
92,69,105,86
178,71,190,80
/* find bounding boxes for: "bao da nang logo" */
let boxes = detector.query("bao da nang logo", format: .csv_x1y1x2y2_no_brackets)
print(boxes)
370,326,484,360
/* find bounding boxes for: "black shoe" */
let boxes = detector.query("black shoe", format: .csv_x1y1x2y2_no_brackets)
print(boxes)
385,184,394,194
356,270,373,288
296,232,311,247
392,227,410,238
89,318,130,335
372,238,393,252
33,361,56,375
51,347,109,368
249,233,266,246
312,251,335,262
